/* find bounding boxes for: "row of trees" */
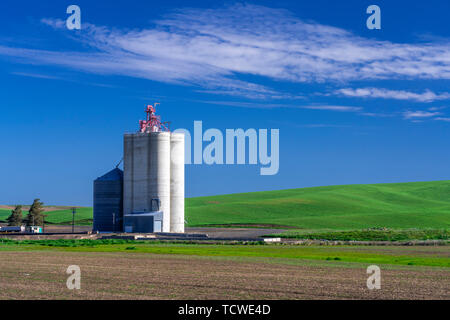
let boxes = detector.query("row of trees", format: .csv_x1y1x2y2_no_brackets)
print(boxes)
6,199,46,226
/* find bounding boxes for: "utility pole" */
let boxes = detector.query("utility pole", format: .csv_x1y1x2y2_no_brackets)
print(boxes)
72,207,76,233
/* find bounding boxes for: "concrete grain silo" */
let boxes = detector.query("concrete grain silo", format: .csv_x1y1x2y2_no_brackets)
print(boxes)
170,133,185,233
93,104,185,234
122,104,185,233
123,132,171,232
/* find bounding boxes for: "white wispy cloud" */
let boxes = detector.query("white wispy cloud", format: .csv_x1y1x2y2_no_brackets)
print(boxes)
197,100,362,112
435,117,450,122
270,120,351,128
403,110,442,119
10,71,62,80
40,18,65,29
335,88,450,102
301,105,362,112
297,124,350,128
0,3,449,100
10,71,116,88
428,106,447,111
360,112,394,117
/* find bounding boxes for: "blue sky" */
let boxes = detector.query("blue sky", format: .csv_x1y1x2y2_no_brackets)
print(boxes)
0,0,449,206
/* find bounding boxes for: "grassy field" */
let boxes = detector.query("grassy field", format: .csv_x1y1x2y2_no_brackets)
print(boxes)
186,180,450,230
0,239,449,267
1,180,449,232
271,229,449,241
1,181,449,299
0,241,448,299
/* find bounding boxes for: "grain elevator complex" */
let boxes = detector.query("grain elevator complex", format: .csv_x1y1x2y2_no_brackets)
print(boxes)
93,104,185,233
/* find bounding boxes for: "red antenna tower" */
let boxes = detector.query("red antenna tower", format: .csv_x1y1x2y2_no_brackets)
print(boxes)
139,103,170,133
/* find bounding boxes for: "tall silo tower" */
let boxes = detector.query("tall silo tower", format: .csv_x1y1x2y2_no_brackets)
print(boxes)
170,132,185,233
123,104,185,233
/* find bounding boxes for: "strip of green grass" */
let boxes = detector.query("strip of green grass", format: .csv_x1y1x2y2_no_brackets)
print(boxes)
0,239,448,268
272,229,449,241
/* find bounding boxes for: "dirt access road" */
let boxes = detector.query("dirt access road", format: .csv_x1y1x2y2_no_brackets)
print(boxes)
187,227,285,238
0,250,448,299
0,224,285,239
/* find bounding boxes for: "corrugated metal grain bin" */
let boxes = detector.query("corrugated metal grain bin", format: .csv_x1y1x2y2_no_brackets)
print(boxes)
93,168,124,232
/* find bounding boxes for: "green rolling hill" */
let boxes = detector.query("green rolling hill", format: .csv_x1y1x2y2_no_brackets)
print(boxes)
186,180,450,231
1,181,449,232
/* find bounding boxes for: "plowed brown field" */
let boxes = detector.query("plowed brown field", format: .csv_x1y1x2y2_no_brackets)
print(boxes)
0,251,448,299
